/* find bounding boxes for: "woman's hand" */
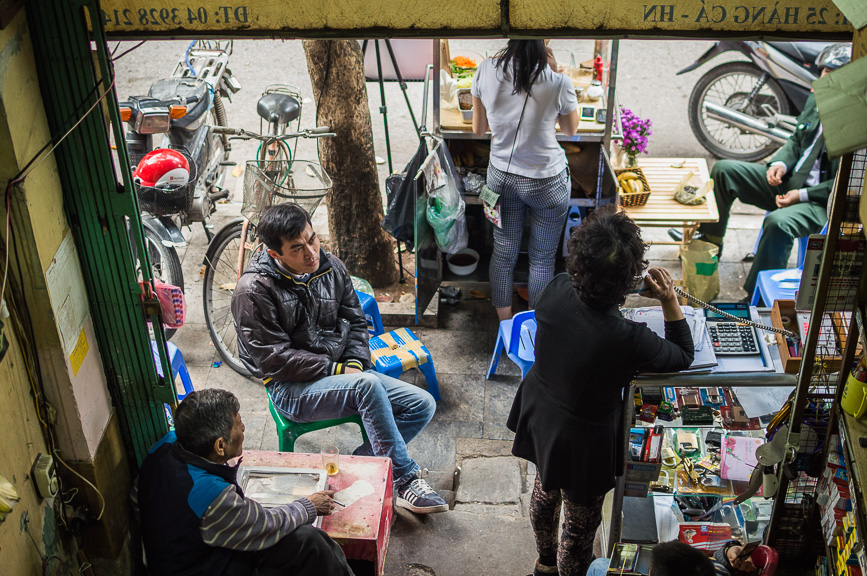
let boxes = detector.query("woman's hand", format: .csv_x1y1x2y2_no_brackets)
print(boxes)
641,267,685,322
640,267,676,302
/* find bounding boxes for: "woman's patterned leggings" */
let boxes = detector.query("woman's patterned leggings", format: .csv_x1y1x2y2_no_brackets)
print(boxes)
530,473,604,576
486,163,570,309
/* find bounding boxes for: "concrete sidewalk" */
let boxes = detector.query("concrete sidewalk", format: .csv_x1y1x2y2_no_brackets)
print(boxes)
168,198,784,576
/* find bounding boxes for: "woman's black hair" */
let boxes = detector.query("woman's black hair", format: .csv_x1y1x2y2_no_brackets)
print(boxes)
565,205,648,310
493,39,549,96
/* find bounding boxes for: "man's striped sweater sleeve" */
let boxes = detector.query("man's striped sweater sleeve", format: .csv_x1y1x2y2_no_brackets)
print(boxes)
199,486,317,551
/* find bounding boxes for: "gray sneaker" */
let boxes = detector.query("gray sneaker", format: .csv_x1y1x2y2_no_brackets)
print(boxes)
396,473,448,514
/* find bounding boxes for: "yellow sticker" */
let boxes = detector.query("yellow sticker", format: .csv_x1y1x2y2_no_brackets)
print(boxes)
70,330,89,377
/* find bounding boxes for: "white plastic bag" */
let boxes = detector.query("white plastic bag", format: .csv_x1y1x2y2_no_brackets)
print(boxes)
424,144,468,254
439,69,459,111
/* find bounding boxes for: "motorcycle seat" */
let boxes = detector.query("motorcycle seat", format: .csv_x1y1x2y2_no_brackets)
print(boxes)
149,78,211,129
768,42,829,69
257,93,300,124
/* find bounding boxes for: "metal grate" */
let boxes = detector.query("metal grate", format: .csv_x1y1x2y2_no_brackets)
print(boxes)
768,148,867,560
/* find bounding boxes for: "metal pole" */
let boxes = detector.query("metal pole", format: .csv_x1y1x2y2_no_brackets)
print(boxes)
608,383,634,556
373,40,393,174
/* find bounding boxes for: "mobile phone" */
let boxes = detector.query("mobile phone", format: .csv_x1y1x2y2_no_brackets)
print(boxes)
596,109,607,124
580,106,596,121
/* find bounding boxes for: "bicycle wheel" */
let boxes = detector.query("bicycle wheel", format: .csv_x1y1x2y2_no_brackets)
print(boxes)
203,220,255,376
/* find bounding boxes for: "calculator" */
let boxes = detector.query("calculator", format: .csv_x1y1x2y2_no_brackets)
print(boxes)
707,322,761,355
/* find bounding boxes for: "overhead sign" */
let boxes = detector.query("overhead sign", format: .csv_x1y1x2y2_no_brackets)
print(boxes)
95,0,853,38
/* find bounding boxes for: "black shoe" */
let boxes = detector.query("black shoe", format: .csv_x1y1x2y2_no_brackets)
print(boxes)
742,252,756,262
667,228,683,242
396,471,448,514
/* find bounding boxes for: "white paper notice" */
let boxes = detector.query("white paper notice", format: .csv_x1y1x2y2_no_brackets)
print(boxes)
45,232,90,355
334,480,375,508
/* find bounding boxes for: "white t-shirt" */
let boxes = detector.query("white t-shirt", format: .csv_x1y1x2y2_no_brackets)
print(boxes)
471,58,578,179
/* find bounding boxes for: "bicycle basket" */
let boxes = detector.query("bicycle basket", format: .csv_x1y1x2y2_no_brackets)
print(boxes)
135,148,198,216
241,159,331,225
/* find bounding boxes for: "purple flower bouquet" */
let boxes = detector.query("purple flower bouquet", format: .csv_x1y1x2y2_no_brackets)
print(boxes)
619,107,652,163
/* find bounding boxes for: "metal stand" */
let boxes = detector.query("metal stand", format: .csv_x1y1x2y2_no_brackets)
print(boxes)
361,39,425,284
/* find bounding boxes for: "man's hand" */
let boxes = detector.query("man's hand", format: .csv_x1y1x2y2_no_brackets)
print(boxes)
344,367,362,374
308,490,336,516
775,190,801,208
767,164,786,187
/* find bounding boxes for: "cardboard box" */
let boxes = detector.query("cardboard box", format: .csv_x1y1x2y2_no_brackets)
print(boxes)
771,300,842,374
677,522,731,552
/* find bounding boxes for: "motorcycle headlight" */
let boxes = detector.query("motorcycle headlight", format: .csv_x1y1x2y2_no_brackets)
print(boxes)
133,106,171,134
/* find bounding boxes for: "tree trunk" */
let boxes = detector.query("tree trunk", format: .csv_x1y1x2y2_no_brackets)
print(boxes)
303,40,399,287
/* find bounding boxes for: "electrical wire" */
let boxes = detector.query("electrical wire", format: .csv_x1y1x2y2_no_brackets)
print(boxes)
1,76,115,301
112,40,145,62
52,449,106,521
185,41,197,76
673,285,798,339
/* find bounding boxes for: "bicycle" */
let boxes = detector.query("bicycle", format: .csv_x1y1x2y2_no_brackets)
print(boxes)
202,122,335,376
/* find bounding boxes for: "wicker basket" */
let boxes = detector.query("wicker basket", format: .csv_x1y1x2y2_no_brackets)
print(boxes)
241,159,332,225
616,167,651,208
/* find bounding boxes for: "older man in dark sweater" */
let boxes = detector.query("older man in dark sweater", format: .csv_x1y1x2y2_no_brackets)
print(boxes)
132,389,353,576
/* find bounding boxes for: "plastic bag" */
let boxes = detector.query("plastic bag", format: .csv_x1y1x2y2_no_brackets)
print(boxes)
681,239,719,302
154,279,185,328
141,279,186,329
439,69,458,110
350,276,374,297
674,171,714,206
425,144,468,254
382,140,428,250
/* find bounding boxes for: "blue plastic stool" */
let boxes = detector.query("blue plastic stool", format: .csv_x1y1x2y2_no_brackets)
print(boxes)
487,310,536,380
369,327,440,401
151,341,194,401
356,290,385,336
750,223,827,306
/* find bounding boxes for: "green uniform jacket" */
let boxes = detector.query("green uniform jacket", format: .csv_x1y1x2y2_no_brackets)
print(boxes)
768,93,839,206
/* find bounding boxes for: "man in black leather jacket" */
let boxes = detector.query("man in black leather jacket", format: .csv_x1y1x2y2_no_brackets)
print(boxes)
231,203,447,514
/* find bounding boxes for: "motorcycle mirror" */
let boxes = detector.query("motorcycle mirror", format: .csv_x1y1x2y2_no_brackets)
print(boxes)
169,105,187,120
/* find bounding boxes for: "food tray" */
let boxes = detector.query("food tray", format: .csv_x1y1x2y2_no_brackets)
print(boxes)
616,167,652,208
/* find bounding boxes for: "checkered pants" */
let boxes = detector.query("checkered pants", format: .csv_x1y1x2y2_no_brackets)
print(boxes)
487,163,570,308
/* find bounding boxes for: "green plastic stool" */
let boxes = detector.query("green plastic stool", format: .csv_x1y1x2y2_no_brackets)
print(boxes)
267,394,369,452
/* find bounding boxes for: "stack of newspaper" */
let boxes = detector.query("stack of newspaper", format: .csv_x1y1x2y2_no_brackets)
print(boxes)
623,306,717,372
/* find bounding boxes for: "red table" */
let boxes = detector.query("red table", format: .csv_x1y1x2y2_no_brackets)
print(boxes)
242,450,394,576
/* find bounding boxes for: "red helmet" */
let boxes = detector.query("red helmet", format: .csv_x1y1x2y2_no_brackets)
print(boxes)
133,149,190,188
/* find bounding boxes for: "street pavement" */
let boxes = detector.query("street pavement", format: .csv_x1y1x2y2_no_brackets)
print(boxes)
112,38,790,575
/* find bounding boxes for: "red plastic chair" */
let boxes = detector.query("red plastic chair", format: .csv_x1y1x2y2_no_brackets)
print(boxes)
751,545,778,576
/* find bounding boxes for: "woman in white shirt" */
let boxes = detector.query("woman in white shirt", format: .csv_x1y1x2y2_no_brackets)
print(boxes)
472,40,579,321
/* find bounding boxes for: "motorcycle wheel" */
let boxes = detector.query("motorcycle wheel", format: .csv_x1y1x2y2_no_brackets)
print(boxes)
688,61,792,162
144,227,184,340
202,221,256,377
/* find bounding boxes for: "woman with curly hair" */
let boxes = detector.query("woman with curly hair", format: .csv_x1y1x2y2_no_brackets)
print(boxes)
506,206,695,576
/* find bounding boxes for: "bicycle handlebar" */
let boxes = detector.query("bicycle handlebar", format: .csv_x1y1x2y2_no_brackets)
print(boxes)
211,126,335,140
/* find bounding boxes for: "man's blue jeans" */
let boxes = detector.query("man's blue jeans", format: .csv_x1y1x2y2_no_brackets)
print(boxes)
268,370,435,489
586,557,610,576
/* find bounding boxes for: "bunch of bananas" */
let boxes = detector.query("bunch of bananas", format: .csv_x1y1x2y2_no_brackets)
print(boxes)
617,171,645,195
0,474,20,522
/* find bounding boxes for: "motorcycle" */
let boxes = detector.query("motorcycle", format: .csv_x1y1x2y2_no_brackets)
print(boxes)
679,40,834,162
119,40,241,293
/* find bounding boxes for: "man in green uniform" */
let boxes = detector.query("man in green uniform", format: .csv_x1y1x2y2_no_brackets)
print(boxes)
693,43,851,297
